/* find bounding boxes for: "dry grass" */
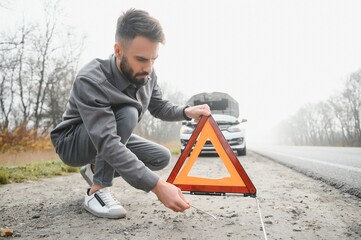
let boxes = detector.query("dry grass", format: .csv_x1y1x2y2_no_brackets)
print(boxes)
160,140,181,155
0,141,180,167
0,143,180,185
0,150,59,167
160,139,180,149
0,150,77,185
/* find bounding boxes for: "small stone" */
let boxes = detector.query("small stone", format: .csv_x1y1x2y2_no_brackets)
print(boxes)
13,232,21,237
225,220,235,225
225,212,238,218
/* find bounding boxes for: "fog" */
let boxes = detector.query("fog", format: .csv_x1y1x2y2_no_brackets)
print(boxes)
2,0,361,145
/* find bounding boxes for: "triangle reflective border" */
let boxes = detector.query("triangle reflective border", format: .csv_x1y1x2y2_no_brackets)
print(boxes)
167,115,256,196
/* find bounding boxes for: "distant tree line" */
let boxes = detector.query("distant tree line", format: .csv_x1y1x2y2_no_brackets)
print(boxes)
0,1,83,135
134,82,188,144
0,1,187,150
274,69,361,147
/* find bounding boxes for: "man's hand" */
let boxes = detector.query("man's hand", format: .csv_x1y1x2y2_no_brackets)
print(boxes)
184,104,211,121
151,180,190,212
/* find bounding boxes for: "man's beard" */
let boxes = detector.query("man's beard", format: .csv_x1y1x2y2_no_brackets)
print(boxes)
119,55,149,87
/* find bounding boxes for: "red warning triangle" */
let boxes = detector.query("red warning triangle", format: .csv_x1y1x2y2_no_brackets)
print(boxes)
167,115,256,195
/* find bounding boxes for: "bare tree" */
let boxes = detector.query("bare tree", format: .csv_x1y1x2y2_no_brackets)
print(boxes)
29,1,60,130
316,102,337,145
32,1,84,132
0,24,32,129
0,0,83,133
274,67,361,147
329,96,352,146
343,70,361,146
134,81,188,143
44,52,80,128
17,24,34,126
0,59,15,130
275,102,339,146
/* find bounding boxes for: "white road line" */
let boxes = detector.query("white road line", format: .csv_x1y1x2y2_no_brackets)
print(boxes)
254,150,361,173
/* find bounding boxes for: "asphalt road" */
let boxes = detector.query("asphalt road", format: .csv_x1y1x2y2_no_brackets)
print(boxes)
249,145,361,198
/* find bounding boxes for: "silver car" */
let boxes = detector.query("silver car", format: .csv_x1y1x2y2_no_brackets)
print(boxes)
180,92,247,156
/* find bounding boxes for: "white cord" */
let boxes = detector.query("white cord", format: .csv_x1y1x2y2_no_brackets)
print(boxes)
256,197,268,240
190,204,217,219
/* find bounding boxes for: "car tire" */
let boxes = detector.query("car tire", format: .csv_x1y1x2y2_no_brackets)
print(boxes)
237,147,246,156
180,148,191,156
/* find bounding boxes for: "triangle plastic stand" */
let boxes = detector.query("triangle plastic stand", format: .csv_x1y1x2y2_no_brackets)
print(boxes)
167,115,256,196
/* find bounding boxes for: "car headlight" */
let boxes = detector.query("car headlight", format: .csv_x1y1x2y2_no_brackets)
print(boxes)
227,125,242,132
180,125,194,134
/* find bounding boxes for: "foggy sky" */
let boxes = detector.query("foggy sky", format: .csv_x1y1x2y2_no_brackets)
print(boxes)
2,0,361,145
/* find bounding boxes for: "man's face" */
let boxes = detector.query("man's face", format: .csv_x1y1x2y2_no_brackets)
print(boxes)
115,36,159,86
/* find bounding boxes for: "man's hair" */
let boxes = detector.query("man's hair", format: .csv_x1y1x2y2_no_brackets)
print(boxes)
115,9,165,46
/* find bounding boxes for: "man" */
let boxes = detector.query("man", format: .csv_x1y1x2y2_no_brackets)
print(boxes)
50,8,211,219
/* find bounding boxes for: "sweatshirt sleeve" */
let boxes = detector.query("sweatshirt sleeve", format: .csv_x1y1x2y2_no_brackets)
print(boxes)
147,79,189,121
73,76,159,192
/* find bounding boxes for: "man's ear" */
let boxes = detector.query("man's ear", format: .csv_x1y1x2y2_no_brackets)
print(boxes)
114,42,123,59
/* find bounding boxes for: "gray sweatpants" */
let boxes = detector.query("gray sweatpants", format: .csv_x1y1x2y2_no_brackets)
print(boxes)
56,105,170,187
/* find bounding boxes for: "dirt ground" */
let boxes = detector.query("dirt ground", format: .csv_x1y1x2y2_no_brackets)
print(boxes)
1,151,360,240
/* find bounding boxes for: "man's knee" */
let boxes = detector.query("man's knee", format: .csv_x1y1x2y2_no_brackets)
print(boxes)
114,105,138,143
149,147,171,171
56,123,96,167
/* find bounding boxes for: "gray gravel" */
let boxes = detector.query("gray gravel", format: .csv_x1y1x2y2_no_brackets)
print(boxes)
1,152,360,239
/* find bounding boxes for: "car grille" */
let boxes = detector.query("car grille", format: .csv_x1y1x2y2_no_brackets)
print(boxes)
181,137,243,147
218,125,232,131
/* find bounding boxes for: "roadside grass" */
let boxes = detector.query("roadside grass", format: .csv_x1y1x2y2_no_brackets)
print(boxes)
170,147,180,155
161,140,181,155
0,160,79,185
0,141,181,185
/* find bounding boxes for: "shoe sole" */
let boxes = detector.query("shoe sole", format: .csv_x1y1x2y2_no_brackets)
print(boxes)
80,167,93,187
83,204,126,219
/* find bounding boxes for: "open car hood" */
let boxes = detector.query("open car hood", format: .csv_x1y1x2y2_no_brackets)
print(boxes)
186,92,239,118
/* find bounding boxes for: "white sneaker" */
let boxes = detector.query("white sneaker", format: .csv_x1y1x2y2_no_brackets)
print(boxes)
80,164,93,186
84,188,127,219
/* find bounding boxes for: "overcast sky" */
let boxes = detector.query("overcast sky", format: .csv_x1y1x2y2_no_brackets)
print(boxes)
2,0,361,145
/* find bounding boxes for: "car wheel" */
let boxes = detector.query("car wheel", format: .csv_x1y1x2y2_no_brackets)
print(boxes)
237,147,246,156
180,148,191,156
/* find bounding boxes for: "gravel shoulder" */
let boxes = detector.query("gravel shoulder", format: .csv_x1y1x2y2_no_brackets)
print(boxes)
1,151,360,240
